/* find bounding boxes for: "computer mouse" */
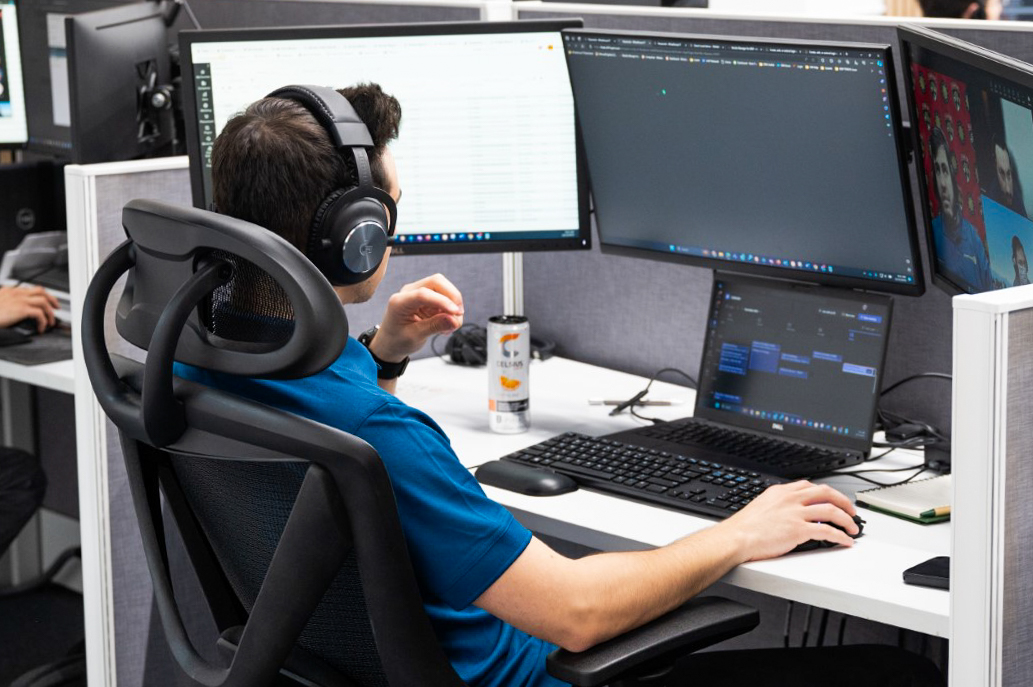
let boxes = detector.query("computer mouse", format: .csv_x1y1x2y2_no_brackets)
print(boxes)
10,317,52,336
791,514,866,553
475,460,578,497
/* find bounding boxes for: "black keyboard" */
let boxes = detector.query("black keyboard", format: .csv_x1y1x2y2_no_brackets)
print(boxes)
501,432,786,520
626,419,863,479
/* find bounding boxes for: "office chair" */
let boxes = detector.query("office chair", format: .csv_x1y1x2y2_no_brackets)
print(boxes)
81,198,759,687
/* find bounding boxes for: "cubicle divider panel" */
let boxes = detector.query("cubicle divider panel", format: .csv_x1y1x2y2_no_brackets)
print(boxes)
952,286,1033,687
189,0,482,28
1003,310,1033,687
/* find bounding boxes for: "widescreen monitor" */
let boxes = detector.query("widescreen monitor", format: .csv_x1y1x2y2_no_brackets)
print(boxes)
17,0,137,158
180,20,590,255
900,25,1033,295
0,0,27,146
563,29,925,296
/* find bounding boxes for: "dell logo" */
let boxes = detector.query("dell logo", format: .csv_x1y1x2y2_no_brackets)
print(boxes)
772,422,784,431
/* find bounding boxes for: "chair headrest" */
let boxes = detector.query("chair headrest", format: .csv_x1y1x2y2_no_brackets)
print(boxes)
117,199,347,378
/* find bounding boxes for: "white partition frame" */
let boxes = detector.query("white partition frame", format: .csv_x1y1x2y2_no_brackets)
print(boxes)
952,284,1033,687
67,157,193,687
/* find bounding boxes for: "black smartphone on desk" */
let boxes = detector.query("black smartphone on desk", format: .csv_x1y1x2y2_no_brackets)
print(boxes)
903,556,949,590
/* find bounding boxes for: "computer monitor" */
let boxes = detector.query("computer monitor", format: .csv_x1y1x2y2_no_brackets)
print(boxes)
0,0,27,146
563,29,925,296
900,25,1033,295
180,20,590,255
66,0,177,164
17,0,137,158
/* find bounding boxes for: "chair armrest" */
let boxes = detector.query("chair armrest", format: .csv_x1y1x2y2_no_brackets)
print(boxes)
546,596,759,687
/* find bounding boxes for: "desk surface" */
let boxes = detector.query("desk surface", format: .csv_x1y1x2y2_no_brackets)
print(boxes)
398,356,950,639
0,356,75,394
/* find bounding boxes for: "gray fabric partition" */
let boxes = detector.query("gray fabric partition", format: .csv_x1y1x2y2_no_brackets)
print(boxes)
515,10,1033,435
189,0,480,28
1004,310,1033,687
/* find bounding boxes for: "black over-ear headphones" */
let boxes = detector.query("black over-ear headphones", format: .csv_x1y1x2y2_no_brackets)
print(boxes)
266,85,398,286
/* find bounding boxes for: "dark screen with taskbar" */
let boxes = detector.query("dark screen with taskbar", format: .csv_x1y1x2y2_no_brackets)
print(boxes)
695,273,892,453
563,29,924,296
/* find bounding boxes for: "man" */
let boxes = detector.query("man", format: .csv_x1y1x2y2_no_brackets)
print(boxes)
992,135,1027,217
0,285,56,557
192,84,943,686
930,127,992,292
1013,235,1030,286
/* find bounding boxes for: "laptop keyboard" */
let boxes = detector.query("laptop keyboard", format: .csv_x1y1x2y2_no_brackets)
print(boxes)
500,432,786,520
632,419,862,479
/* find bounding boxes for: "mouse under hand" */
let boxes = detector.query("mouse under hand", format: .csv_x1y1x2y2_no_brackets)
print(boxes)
791,514,866,553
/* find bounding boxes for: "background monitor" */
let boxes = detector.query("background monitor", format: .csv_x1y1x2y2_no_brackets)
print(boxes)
66,0,176,164
180,20,590,255
0,0,27,146
900,25,1033,295
563,29,925,296
17,0,137,158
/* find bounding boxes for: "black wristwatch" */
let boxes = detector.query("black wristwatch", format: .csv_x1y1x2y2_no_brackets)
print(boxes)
358,325,409,380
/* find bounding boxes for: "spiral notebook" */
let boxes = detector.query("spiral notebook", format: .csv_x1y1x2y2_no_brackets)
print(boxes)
855,474,951,524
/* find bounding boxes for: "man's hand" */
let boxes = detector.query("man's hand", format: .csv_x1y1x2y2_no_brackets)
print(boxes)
370,274,464,362
715,481,860,563
0,285,59,333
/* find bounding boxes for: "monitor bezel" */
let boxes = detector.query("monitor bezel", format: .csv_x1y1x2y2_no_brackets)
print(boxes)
564,28,926,297
898,24,1033,297
179,19,591,256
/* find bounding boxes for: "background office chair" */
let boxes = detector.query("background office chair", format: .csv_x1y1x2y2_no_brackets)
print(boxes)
81,198,759,687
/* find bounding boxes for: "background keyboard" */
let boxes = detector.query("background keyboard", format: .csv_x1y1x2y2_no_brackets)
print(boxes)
501,432,786,520
617,418,864,479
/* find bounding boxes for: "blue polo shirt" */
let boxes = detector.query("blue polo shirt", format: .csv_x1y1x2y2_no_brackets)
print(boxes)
932,214,992,292
175,338,567,687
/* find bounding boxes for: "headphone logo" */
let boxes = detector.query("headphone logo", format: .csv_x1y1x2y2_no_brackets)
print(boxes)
359,243,375,257
500,333,521,358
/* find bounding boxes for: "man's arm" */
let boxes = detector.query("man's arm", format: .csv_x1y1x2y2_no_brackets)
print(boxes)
474,481,858,653
368,274,464,394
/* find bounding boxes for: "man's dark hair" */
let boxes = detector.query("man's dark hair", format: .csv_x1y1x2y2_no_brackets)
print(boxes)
1013,234,1025,256
212,83,402,251
918,0,986,17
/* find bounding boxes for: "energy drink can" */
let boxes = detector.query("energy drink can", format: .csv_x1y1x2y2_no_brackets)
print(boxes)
488,315,530,433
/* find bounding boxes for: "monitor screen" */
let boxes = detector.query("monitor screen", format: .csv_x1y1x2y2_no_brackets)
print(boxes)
0,0,27,146
181,20,590,255
17,0,136,158
900,25,1033,295
696,272,892,453
563,29,924,296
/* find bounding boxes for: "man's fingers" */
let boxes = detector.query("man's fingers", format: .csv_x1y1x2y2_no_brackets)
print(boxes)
808,522,856,548
805,503,859,535
797,484,856,516
403,274,464,310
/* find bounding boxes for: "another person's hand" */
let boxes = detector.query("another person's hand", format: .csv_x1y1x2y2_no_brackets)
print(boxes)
716,481,859,562
371,274,464,362
0,285,59,333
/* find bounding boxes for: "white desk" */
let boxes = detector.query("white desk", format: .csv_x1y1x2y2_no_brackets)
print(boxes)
398,356,950,639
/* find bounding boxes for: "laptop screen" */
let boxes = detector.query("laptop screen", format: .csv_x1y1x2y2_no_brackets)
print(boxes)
694,272,893,453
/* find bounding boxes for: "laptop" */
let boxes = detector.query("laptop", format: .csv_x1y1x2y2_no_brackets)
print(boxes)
606,272,893,479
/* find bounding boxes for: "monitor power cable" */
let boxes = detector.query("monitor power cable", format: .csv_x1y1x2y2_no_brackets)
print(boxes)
612,367,697,423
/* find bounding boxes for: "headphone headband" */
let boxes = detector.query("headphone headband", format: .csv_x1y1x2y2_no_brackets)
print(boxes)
267,85,373,149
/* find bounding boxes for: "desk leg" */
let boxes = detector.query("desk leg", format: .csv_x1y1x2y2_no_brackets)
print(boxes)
0,379,42,585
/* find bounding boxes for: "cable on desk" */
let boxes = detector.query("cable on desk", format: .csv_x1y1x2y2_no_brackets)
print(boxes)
610,367,697,422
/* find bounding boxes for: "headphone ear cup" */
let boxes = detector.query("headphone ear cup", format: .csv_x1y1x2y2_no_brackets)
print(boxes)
309,190,389,285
